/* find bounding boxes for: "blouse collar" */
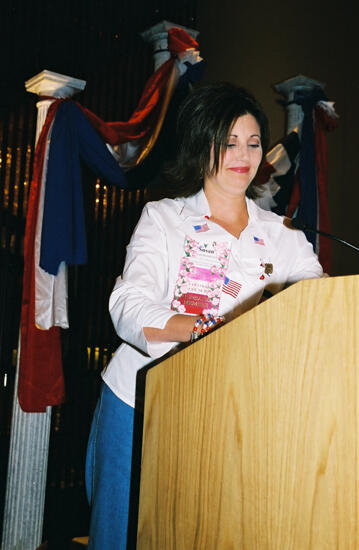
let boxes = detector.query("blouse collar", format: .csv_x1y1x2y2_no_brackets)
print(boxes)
177,188,263,224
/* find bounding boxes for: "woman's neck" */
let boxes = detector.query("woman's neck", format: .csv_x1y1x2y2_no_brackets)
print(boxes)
204,185,249,238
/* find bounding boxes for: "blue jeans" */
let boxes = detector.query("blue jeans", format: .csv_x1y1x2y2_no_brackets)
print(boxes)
85,383,143,550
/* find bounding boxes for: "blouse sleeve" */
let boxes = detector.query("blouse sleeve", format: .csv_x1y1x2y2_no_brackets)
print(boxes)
109,202,178,359
285,227,323,283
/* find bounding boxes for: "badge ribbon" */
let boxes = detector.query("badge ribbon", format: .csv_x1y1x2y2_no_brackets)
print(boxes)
171,235,231,315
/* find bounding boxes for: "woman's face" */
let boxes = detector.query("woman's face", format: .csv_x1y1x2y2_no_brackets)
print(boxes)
204,114,263,199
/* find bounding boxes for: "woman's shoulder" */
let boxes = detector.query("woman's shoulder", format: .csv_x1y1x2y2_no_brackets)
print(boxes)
145,195,184,212
143,191,204,219
248,199,306,245
134,196,189,234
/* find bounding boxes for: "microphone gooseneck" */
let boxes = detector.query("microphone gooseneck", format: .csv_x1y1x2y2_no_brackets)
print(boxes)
291,217,359,253
290,217,307,231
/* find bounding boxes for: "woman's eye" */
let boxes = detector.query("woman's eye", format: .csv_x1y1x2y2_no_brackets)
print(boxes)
249,143,260,148
226,143,236,148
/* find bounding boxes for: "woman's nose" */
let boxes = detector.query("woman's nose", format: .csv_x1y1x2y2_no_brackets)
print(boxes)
234,144,249,161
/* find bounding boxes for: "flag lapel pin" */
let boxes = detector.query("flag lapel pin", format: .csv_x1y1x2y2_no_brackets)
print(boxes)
193,223,209,233
223,277,242,298
254,236,265,245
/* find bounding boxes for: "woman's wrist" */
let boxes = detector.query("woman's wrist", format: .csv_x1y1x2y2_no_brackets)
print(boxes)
143,313,225,344
190,313,225,342
143,314,201,343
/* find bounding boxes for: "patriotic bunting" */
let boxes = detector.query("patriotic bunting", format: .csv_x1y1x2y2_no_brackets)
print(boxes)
256,90,338,274
256,130,300,213
19,27,203,412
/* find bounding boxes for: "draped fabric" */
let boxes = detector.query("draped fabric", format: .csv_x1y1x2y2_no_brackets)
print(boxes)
314,104,336,273
19,27,202,412
81,28,200,147
257,94,338,274
82,59,175,146
19,101,65,411
40,101,129,276
256,131,300,212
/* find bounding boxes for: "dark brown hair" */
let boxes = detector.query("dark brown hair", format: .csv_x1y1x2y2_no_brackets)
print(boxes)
164,82,269,198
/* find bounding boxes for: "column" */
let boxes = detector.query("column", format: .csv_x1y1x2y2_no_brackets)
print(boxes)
1,70,86,550
141,20,199,70
274,74,325,133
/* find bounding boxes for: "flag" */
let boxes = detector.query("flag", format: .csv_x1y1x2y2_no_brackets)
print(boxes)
193,223,209,233
223,277,242,298
254,236,265,246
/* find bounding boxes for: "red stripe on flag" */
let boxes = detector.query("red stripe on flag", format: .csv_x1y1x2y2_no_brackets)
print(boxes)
223,280,242,298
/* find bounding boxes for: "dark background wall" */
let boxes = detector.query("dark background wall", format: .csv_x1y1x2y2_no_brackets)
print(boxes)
198,0,358,276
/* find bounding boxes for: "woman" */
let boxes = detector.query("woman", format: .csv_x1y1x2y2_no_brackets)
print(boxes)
86,83,323,549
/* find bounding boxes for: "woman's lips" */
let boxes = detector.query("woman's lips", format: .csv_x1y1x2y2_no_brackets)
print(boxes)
228,166,250,174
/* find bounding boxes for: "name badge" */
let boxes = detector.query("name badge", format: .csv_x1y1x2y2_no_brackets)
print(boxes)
171,235,231,315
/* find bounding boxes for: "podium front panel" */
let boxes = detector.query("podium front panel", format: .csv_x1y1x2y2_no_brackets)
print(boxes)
137,275,359,550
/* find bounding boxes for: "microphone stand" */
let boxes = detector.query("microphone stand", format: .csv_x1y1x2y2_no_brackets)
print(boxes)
291,218,359,253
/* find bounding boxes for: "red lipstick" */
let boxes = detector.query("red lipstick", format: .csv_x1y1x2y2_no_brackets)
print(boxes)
229,166,250,174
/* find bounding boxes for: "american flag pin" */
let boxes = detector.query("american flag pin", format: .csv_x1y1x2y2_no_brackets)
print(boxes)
223,277,242,298
193,223,209,233
254,236,265,245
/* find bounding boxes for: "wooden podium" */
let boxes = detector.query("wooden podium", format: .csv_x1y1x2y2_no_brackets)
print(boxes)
137,275,359,549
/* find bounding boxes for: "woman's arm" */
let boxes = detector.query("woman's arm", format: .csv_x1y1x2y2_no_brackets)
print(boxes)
281,220,323,283
143,314,201,343
110,202,203,358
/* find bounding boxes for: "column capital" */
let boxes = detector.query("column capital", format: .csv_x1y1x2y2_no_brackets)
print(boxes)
25,69,86,99
25,71,86,143
141,20,199,70
274,74,325,101
274,74,326,134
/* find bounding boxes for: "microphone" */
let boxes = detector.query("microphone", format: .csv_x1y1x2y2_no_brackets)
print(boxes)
291,217,359,252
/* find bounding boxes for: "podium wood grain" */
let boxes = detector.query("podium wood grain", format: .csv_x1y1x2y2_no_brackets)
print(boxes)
137,275,359,549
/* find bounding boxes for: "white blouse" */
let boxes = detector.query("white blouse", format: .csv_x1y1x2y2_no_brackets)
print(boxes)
102,189,323,408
